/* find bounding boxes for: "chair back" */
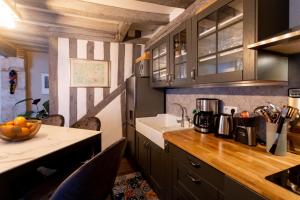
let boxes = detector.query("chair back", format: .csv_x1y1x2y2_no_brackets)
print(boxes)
71,117,101,131
50,138,126,200
41,114,65,127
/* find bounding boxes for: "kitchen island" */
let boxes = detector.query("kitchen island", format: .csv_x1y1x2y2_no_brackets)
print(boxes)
164,129,300,200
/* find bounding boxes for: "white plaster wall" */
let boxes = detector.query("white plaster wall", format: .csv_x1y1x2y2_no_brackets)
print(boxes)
95,95,123,150
27,52,49,105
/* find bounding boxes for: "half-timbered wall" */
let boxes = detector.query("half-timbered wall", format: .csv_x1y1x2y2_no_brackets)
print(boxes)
49,37,142,149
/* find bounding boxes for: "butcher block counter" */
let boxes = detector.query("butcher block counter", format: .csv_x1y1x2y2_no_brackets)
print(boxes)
163,129,300,200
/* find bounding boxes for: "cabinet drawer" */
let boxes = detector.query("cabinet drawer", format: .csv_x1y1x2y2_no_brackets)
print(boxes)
170,144,224,191
173,162,219,200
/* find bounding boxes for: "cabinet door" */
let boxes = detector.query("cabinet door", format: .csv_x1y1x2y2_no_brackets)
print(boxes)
192,0,243,84
149,142,170,199
136,132,149,174
150,36,170,88
224,176,266,200
169,19,192,86
126,124,135,158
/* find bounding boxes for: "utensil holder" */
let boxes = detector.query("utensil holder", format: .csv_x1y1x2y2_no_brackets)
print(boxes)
266,122,287,156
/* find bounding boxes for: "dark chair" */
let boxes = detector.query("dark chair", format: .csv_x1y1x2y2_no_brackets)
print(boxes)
71,117,101,131
50,138,126,200
42,114,65,127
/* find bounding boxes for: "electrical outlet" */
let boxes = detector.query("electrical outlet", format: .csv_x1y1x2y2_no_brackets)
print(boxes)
224,106,238,115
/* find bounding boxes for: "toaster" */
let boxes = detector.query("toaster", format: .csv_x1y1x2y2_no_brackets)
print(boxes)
233,113,258,146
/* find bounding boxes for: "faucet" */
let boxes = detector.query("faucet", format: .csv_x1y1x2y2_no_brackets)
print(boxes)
172,103,191,127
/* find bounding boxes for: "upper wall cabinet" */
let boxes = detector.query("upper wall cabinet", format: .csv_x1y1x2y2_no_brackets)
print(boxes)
191,0,289,84
150,36,170,87
192,0,244,83
169,19,192,86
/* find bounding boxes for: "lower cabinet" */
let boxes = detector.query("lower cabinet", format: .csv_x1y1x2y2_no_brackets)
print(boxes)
134,132,267,200
136,132,170,200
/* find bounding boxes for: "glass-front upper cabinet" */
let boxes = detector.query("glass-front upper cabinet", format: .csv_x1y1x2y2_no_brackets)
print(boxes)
193,0,244,83
169,19,192,86
150,36,170,87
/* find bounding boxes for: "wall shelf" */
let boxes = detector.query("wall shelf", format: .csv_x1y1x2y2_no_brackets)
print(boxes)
248,29,300,55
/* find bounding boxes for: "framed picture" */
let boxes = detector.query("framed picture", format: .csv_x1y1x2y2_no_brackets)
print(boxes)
41,73,49,94
70,58,110,88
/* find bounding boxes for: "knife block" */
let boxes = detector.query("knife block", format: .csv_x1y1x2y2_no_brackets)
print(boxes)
266,122,287,156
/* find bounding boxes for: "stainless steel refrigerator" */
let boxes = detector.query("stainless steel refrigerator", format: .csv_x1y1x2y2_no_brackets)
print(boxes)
126,74,165,157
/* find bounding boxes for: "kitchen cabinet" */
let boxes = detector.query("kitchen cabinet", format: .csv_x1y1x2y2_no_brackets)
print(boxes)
136,132,170,199
191,0,289,84
169,19,193,86
126,124,136,158
224,176,266,200
150,36,170,87
169,143,267,200
170,143,224,200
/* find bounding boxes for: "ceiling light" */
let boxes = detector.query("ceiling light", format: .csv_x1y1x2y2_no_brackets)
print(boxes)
0,0,20,29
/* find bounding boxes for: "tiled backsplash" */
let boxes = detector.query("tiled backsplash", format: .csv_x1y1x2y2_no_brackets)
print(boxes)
166,86,289,117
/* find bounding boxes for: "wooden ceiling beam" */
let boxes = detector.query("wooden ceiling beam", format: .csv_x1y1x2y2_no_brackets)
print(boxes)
0,37,16,57
136,0,195,8
116,22,132,42
16,0,169,25
17,6,119,32
0,31,48,45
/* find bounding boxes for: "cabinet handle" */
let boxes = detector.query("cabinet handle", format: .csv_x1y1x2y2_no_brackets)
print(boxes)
189,159,201,168
186,173,201,184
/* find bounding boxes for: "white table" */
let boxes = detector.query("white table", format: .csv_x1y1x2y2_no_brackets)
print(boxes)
0,125,101,199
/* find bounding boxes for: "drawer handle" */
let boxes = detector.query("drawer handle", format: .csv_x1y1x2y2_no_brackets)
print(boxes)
189,159,201,168
186,173,201,184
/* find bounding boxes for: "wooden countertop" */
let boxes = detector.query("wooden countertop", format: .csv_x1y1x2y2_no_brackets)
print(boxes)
163,129,300,200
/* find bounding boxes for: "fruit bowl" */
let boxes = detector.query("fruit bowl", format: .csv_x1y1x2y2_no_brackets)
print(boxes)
0,119,41,142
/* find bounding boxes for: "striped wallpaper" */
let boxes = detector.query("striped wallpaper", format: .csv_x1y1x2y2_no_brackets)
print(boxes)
50,37,142,149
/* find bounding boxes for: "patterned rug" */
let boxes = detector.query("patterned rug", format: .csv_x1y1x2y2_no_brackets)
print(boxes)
113,172,159,200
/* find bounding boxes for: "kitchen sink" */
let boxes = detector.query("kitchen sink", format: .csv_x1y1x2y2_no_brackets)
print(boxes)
136,114,193,149
266,164,300,195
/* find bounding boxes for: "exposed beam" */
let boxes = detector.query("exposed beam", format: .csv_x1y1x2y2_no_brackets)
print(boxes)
0,37,16,57
146,0,216,48
15,45,48,53
0,31,48,45
16,0,169,25
116,22,132,42
17,6,119,32
136,0,196,8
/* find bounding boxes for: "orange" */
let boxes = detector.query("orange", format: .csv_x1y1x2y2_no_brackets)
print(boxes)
6,121,14,125
0,125,15,138
26,122,34,129
11,126,22,136
19,127,30,137
14,116,27,127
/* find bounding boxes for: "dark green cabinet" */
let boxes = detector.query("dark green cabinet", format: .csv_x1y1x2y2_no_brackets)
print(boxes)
224,176,266,200
169,19,193,87
150,36,170,87
149,0,289,87
191,0,289,84
136,132,170,200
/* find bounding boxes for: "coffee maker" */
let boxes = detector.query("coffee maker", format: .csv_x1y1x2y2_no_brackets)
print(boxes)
193,98,220,133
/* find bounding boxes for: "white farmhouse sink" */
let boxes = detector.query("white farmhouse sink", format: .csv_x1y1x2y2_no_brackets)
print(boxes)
136,114,193,149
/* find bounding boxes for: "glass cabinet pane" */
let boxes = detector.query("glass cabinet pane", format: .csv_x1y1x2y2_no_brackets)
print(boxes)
175,63,187,79
218,0,243,29
153,48,159,59
198,34,216,57
153,59,159,71
198,55,216,75
160,69,167,81
218,47,243,73
218,21,243,51
198,12,217,38
159,55,167,69
159,43,167,55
